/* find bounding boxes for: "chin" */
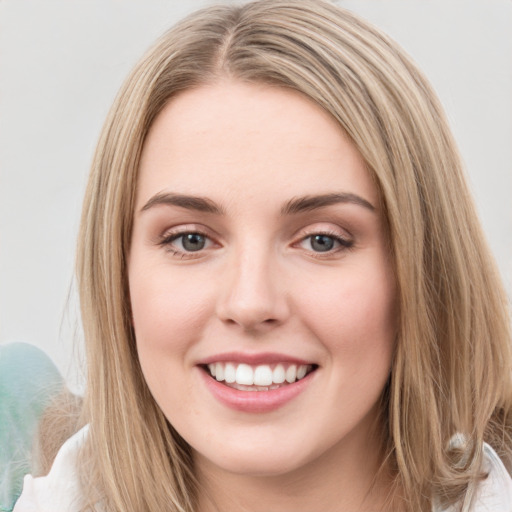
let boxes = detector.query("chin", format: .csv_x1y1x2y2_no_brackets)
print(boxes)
195,441,317,479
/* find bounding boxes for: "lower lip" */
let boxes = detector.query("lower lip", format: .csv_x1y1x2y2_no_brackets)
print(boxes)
199,368,315,413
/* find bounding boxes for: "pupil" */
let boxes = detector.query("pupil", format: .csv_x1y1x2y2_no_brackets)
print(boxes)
182,233,205,251
311,235,334,252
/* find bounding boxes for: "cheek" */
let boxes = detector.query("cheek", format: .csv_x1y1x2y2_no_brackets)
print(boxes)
129,261,215,356
297,260,396,363
128,262,215,417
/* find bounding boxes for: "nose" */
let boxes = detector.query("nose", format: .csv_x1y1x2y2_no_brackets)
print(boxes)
216,244,290,332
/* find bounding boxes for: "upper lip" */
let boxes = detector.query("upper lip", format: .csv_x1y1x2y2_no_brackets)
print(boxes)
197,352,315,366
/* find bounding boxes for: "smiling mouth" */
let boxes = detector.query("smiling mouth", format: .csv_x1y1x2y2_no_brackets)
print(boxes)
202,362,318,391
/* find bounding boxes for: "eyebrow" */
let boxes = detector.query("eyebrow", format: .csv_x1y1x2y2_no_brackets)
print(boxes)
140,192,225,215
281,193,376,215
140,191,376,216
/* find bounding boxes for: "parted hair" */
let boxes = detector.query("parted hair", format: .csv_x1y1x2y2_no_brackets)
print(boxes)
72,1,512,510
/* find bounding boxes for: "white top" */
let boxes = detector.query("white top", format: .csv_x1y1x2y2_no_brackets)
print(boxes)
13,426,91,512
13,427,512,512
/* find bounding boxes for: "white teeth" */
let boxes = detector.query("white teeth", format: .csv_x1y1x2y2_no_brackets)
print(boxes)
236,364,254,385
206,362,313,387
285,365,297,383
224,362,236,383
254,365,273,386
215,362,224,381
272,364,286,384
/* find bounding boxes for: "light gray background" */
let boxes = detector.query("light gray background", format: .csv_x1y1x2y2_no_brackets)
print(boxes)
1,0,511,392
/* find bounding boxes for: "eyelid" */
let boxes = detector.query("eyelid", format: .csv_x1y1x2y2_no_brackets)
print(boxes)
157,223,217,239
292,223,353,242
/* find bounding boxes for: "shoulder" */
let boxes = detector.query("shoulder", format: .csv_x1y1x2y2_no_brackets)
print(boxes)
473,443,512,511
435,443,512,512
13,426,92,512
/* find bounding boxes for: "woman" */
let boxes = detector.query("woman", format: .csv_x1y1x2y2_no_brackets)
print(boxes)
14,0,512,511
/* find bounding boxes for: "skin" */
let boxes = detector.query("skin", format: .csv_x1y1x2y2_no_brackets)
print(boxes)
129,80,397,511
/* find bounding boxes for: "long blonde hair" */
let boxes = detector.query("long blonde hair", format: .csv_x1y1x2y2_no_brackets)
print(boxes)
75,1,512,510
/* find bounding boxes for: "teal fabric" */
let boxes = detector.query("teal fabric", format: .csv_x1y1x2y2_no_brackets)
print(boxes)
0,343,64,512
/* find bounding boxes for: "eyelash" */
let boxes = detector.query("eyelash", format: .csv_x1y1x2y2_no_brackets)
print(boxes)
157,228,354,259
296,230,354,258
158,229,213,259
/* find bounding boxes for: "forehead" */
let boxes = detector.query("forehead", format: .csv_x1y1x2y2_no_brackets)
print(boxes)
137,80,378,212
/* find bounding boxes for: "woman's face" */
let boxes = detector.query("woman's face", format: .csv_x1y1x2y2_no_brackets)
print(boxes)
129,81,396,479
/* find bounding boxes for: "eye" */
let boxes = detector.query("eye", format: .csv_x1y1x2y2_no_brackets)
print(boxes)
309,234,337,252
159,230,214,256
298,232,353,253
176,233,208,252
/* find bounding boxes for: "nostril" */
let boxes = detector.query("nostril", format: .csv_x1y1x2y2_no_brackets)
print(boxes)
222,315,281,332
